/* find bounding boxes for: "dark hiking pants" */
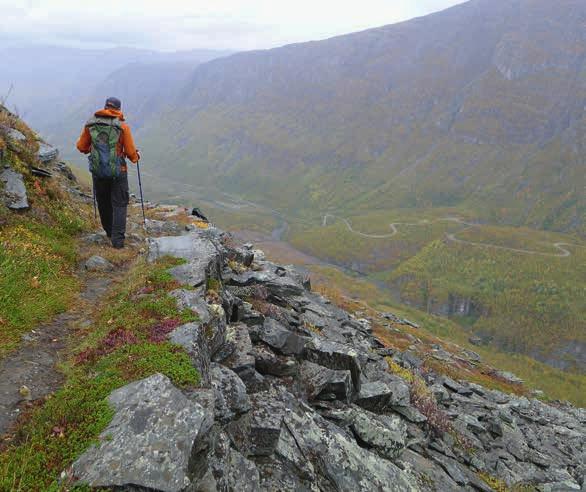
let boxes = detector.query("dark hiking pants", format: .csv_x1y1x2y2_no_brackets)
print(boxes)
93,173,129,248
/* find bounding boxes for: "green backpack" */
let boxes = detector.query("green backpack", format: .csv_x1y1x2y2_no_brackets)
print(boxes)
86,116,124,178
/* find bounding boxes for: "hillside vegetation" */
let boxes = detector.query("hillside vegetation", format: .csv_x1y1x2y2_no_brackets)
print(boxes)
0,107,90,356
307,264,586,407
132,0,585,234
287,209,586,373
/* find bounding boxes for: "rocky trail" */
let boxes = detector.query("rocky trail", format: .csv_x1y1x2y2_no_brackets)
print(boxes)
0,239,132,440
57,206,584,491
322,214,577,258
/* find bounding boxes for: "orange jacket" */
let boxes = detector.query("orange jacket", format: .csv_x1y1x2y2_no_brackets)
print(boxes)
76,108,139,170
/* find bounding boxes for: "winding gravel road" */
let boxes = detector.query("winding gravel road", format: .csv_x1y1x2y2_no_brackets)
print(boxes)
322,214,576,258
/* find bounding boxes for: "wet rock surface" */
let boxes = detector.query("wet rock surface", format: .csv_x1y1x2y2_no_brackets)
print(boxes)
84,255,114,272
70,218,586,491
72,374,207,491
0,167,29,209
37,142,59,163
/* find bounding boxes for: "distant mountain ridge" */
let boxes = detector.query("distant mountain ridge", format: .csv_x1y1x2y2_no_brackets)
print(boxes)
134,0,585,233
0,44,233,130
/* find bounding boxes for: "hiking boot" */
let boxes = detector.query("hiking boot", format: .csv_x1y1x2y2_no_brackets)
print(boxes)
112,243,124,250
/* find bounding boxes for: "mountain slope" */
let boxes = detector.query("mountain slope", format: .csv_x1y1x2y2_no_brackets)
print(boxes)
140,0,585,233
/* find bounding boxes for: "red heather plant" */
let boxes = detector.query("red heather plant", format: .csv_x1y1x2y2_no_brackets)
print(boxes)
250,298,288,324
75,328,139,365
410,378,453,437
148,319,182,343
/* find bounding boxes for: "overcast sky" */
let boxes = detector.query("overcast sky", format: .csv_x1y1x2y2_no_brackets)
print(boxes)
1,1,467,52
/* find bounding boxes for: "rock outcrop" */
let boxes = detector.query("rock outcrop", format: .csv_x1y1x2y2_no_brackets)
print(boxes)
0,167,29,210
37,142,59,163
70,216,586,491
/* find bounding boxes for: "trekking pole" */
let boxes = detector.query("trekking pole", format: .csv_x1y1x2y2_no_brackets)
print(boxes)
92,181,97,220
136,156,147,231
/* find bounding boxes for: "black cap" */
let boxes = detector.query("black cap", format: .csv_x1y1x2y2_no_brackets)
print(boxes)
105,97,122,110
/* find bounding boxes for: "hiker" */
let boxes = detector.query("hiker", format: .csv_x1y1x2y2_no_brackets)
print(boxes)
76,97,139,249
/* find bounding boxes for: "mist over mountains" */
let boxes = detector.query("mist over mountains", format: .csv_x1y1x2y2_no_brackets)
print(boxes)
146,0,584,232
22,0,583,234
0,45,233,129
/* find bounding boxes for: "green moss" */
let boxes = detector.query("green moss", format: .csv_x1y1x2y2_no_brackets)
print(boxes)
0,257,201,489
206,277,222,292
0,221,83,357
104,342,200,388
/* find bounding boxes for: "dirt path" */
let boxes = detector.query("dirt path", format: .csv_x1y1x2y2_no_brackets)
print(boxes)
322,214,577,258
0,272,116,438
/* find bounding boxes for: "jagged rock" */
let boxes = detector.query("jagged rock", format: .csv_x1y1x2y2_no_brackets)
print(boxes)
391,404,428,424
457,414,487,434
84,255,114,272
220,323,255,375
299,360,353,402
350,408,407,459
208,432,260,491
356,378,410,412
226,245,255,267
442,376,473,396
239,302,264,327
170,289,227,359
220,288,243,324
469,336,483,346
228,270,305,299
170,261,216,289
210,363,251,422
37,142,58,163
304,338,363,392
399,449,461,491
258,318,308,355
2,126,26,142
148,233,221,283
187,388,216,440
81,232,109,245
71,374,208,491
431,347,453,362
263,425,319,489
281,400,418,491
461,348,482,363
169,322,212,387
170,289,211,323
0,167,29,209
430,383,451,403
494,370,523,384
247,390,289,456
428,450,470,486
57,161,77,181
381,311,402,322
253,345,298,377
402,318,420,329
146,218,185,236
394,351,424,370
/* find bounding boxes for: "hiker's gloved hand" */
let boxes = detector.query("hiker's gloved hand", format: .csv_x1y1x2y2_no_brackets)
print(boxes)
136,150,141,162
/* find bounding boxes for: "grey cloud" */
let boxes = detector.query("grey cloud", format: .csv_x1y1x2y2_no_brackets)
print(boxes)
0,1,468,51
